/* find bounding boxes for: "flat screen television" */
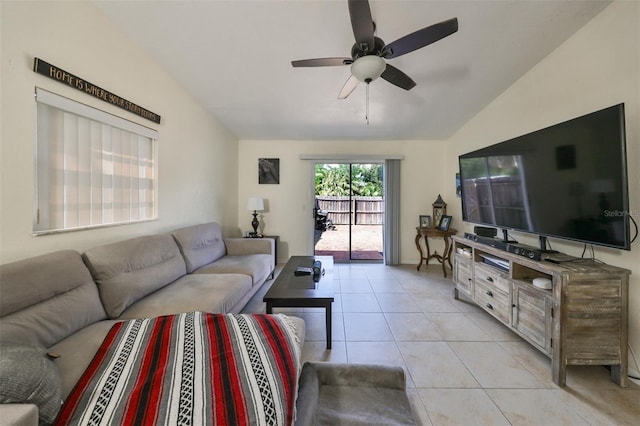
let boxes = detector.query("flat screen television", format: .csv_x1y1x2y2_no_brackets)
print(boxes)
458,104,630,250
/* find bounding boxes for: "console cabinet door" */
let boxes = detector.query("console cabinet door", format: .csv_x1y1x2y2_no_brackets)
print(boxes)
513,283,553,355
453,255,473,297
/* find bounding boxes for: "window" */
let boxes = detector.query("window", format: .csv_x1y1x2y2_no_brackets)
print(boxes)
34,88,158,234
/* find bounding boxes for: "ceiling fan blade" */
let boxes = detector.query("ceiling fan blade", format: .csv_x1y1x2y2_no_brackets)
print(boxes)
338,75,359,99
348,0,375,52
381,64,416,90
383,17,458,59
292,58,353,67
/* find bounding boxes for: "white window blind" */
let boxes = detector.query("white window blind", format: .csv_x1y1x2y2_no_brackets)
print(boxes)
34,88,158,234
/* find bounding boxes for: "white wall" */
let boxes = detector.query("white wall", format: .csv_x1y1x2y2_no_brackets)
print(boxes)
0,1,239,263
237,139,447,263
445,1,640,375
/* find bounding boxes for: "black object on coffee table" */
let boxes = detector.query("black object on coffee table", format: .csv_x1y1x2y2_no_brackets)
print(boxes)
263,256,334,349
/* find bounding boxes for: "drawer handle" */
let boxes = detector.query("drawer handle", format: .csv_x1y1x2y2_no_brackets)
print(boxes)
486,277,494,282
486,290,493,297
486,303,493,310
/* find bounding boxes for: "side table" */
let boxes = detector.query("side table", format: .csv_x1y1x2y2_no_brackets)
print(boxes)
415,227,457,277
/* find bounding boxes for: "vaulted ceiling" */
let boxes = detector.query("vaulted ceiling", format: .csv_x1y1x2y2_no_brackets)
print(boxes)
95,0,610,140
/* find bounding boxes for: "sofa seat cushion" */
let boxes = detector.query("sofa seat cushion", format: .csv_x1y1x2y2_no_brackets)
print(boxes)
194,254,272,286
117,273,252,319
83,234,187,319
47,320,121,400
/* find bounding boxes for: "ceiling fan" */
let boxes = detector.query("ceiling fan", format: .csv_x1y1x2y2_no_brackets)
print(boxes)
292,0,459,99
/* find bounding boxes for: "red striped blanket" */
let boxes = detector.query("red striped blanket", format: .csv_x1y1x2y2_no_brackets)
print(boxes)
54,312,301,426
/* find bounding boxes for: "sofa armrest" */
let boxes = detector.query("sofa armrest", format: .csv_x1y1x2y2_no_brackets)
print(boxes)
302,362,407,390
295,362,411,426
224,238,274,256
0,404,39,426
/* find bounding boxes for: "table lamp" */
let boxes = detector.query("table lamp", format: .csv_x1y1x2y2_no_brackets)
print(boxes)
247,197,264,237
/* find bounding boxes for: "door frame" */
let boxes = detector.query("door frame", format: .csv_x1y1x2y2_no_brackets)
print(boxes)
310,160,384,262
302,154,404,262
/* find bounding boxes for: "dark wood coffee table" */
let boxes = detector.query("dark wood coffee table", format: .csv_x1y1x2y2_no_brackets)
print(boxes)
263,256,334,349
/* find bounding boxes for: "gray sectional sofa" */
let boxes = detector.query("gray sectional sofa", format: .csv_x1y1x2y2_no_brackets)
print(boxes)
0,222,305,425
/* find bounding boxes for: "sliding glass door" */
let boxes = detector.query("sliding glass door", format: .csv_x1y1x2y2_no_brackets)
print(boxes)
313,163,383,262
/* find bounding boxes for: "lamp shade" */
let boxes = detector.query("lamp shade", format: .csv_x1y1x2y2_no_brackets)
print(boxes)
247,197,264,211
351,55,386,83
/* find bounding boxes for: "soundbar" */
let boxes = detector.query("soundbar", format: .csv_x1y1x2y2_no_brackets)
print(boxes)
464,233,509,250
506,243,542,261
463,233,543,261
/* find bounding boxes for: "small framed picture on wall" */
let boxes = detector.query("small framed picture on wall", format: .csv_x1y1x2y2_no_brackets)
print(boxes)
259,158,280,184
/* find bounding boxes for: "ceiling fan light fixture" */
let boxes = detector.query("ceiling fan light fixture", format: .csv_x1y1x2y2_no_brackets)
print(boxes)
350,55,386,83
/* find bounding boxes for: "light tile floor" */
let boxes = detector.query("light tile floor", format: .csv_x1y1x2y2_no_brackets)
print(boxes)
243,262,640,425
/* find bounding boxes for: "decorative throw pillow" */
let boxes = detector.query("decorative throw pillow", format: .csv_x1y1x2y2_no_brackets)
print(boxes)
0,342,62,424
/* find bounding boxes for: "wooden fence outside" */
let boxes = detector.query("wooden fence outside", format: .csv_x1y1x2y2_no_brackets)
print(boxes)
461,176,528,229
316,196,384,225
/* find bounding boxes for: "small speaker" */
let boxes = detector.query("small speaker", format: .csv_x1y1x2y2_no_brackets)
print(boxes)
312,260,323,276
312,260,324,283
474,226,497,238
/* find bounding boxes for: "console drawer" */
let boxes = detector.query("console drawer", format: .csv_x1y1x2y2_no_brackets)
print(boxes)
474,278,510,324
474,263,510,293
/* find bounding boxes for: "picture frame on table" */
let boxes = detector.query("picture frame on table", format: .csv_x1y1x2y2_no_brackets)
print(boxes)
437,215,452,231
419,215,432,228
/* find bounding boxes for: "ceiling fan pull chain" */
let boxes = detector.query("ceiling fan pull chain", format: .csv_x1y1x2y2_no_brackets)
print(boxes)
366,82,370,125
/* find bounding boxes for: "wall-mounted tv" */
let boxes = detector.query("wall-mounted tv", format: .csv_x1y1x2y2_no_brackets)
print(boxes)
459,104,630,250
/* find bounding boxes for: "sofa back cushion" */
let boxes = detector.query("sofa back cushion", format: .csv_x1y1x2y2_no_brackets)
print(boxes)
172,222,226,273
82,234,187,319
0,250,106,348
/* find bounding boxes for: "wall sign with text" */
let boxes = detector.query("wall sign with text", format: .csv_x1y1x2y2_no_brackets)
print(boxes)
33,58,161,124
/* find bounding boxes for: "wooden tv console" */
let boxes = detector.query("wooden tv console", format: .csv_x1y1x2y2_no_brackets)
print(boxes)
452,235,631,387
